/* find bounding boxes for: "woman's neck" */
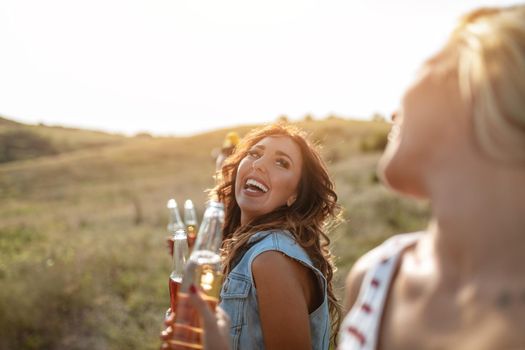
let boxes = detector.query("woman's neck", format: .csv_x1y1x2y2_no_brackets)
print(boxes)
426,161,525,282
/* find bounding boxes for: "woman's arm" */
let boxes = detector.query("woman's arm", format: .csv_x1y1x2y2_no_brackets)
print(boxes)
252,250,320,349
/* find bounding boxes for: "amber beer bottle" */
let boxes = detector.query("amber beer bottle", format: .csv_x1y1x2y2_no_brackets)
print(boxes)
183,199,199,249
167,199,185,257
171,201,224,350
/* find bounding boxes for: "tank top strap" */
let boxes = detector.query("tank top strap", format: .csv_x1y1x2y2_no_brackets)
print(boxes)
338,232,423,350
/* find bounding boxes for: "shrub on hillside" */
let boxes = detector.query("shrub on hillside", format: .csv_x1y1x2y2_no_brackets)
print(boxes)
359,130,389,152
276,115,289,124
0,225,167,350
0,130,57,163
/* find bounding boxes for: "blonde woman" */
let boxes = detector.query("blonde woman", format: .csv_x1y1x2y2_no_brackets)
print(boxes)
341,5,525,349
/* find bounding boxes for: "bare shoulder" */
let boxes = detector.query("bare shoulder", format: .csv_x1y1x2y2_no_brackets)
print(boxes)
252,250,305,287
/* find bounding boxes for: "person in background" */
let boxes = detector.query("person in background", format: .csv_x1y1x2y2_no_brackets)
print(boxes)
215,131,240,171
162,124,342,349
164,4,525,350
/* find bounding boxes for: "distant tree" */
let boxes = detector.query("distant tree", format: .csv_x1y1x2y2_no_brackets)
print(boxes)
0,130,57,163
371,112,386,123
134,132,153,138
276,115,289,124
303,114,314,122
326,114,341,121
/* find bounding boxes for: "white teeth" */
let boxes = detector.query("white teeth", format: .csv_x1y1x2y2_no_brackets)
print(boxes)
246,178,269,193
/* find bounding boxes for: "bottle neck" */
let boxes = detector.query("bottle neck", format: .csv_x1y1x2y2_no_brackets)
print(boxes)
191,202,224,253
172,228,187,239
169,207,185,231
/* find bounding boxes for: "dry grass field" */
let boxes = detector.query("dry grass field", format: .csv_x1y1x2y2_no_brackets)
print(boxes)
0,116,429,349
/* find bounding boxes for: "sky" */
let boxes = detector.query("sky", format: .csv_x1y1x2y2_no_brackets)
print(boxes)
0,0,519,136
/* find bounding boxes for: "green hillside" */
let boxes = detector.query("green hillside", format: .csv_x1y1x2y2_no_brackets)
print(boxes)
0,116,430,350
0,115,127,163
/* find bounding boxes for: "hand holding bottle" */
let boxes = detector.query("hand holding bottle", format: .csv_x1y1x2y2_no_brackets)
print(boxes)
160,285,231,350
170,201,225,349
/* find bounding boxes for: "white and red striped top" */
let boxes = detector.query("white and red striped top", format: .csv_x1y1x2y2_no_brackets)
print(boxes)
338,233,423,350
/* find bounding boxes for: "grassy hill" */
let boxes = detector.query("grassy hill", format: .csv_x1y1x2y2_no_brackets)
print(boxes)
0,116,24,126
0,115,128,164
0,116,430,350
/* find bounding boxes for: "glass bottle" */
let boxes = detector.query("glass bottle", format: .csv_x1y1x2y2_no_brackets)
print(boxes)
167,199,185,257
183,199,199,249
169,228,189,314
171,200,224,349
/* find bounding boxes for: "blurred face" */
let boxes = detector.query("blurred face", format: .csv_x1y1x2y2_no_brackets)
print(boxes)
378,62,470,197
235,136,303,225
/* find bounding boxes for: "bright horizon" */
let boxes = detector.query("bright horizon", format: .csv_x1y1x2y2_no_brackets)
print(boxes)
0,0,518,136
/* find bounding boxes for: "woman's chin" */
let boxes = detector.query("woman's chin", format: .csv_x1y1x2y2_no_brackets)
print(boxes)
378,157,428,199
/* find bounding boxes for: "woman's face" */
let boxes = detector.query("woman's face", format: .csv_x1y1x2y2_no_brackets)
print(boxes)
378,62,470,197
235,136,303,225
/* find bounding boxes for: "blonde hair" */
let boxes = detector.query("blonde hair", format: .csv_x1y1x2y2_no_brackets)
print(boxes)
446,5,525,163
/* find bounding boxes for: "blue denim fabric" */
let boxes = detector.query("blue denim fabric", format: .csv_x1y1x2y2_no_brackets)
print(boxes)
219,230,330,350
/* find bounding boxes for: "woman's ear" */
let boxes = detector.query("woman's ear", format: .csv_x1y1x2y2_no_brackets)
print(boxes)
286,195,297,207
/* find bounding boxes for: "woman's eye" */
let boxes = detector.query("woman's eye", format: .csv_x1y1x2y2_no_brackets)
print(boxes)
276,158,290,169
247,150,260,158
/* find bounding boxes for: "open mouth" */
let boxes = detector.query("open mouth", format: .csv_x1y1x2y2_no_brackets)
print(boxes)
244,178,269,193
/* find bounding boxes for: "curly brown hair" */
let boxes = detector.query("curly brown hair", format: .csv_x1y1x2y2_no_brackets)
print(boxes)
212,123,342,346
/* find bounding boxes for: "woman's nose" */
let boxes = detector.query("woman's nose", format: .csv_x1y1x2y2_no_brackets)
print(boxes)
251,157,267,173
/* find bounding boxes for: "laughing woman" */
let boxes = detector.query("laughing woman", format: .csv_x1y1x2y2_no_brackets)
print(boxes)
162,123,342,350
214,124,342,349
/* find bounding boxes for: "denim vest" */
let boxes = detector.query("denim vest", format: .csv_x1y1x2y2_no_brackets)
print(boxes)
219,230,330,350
